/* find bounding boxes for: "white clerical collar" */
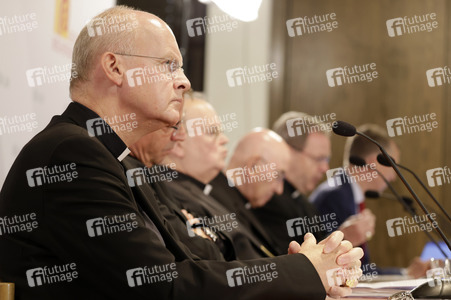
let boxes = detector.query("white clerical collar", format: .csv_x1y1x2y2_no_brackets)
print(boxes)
349,180,365,205
117,148,131,162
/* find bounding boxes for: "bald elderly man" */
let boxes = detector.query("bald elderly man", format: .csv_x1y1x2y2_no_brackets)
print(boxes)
0,6,363,299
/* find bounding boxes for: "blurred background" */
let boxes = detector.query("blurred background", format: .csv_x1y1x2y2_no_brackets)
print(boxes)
0,0,449,270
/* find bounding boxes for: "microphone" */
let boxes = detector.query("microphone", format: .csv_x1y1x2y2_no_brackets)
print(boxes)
333,121,451,251
377,153,451,222
364,189,448,258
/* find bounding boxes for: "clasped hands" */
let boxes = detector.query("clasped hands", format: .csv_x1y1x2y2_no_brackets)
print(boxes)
288,231,364,299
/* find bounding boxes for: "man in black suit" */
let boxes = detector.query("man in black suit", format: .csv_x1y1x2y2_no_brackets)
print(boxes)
0,6,363,299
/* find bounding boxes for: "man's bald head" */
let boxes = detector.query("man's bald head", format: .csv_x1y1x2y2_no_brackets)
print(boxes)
70,6,176,93
228,128,290,208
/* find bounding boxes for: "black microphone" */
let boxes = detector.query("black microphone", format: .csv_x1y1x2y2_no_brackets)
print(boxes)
377,153,451,222
333,120,451,252
364,189,448,258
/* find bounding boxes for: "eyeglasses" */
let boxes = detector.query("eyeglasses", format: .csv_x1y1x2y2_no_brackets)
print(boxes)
301,151,330,164
114,53,184,75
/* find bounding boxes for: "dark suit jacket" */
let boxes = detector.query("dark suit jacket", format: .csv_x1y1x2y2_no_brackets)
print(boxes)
165,172,278,259
0,102,326,299
122,156,226,261
251,180,327,255
310,180,371,266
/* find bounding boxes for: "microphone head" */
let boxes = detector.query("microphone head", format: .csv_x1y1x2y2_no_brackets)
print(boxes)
332,121,356,137
376,153,396,166
365,190,380,198
349,156,367,167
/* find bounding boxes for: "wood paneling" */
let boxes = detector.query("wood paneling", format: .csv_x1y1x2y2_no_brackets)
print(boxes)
270,0,450,267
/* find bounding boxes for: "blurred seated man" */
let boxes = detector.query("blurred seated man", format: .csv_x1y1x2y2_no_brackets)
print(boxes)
0,6,363,299
162,97,281,259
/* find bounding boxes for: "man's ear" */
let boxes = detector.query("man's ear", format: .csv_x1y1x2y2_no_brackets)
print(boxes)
100,52,124,86
244,155,263,175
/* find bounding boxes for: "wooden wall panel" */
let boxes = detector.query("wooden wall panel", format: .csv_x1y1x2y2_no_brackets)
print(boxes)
270,0,450,268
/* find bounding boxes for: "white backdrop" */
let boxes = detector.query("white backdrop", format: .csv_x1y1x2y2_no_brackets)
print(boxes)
0,0,115,184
